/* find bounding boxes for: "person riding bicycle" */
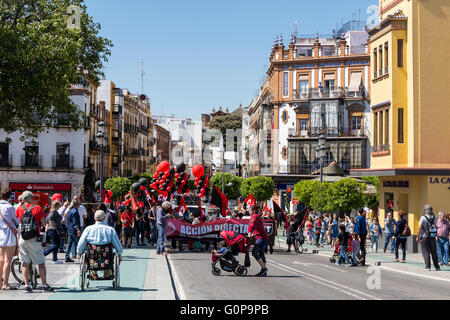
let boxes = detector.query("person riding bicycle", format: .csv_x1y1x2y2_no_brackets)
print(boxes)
77,210,123,279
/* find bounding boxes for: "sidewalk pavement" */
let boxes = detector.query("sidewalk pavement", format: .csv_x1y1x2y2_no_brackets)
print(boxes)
0,244,177,300
276,235,450,281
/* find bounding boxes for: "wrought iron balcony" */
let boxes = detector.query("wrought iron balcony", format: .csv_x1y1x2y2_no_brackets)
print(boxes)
371,144,390,153
52,155,74,169
21,154,42,168
0,155,12,167
309,126,344,137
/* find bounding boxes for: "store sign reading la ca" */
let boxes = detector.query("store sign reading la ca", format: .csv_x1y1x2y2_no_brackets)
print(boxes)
429,177,450,184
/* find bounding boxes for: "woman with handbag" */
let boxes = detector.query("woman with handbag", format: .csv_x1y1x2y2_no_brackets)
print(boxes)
0,189,19,290
393,210,409,263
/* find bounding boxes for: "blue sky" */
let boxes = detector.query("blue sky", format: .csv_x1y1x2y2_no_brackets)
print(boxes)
84,0,377,120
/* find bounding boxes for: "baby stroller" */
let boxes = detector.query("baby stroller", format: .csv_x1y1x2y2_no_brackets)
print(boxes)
211,231,249,277
329,238,360,265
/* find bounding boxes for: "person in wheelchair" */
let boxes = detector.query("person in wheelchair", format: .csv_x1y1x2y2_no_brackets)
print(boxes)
77,210,123,279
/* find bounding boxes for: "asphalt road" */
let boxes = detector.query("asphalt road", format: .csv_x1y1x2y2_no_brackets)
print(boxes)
169,248,450,300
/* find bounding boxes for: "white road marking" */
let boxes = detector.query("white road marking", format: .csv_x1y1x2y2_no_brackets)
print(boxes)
293,261,348,273
268,259,381,300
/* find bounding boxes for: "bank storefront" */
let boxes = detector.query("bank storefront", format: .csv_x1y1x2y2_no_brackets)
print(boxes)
352,168,450,253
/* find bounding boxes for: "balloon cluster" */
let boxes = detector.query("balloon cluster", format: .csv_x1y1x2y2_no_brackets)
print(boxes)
149,161,189,195
193,164,209,200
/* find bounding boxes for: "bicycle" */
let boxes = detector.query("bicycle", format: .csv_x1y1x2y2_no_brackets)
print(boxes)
293,230,305,254
10,256,39,289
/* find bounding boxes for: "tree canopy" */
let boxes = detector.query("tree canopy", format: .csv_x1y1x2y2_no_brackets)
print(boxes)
209,172,243,200
0,0,112,140
240,176,274,202
104,177,132,200
294,178,367,214
208,113,242,151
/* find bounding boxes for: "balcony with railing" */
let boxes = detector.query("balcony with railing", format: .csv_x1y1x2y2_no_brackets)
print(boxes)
0,155,12,167
21,154,42,168
52,155,74,169
371,144,390,156
292,87,367,101
309,126,344,137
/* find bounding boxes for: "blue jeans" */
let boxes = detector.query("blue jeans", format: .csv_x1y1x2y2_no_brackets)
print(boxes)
337,245,351,265
65,234,79,260
156,224,166,254
371,235,379,251
437,237,449,265
352,251,358,266
136,222,145,245
44,230,60,261
320,231,327,244
395,237,407,261
384,233,395,252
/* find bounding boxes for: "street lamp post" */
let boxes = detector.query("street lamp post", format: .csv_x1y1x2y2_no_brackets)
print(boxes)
316,135,330,184
97,121,106,203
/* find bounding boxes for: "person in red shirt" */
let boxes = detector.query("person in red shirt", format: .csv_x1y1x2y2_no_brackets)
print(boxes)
248,205,269,277
15,191,54,293
121,205,135,248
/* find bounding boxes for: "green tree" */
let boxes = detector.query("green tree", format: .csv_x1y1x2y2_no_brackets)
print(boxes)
327,178,366,214
309,182,333,212
209,173,243,199
0,0,112,140
104,177,132,200
240,176,274,202
293,180,321,208
208,113,242,151
360,176,380,210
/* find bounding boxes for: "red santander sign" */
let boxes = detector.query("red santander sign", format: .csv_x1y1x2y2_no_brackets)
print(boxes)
9,183,72,191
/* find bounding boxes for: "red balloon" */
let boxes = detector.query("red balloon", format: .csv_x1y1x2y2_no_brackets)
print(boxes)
158,161,170,173
194,182,199,187
186,189,190,193
199,193,204,198
175,173,180,178
166,187,171,192
192,164,204,178
200,188,206,194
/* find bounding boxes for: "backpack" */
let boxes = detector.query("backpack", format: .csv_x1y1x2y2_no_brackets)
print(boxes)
19,205,39,240
425,215,437,238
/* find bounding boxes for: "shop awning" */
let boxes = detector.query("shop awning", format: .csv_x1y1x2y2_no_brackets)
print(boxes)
298,74,309,81
348,71,362,92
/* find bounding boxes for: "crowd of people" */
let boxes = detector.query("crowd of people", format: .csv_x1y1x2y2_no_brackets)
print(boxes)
286,205,450,269
1,185,449,292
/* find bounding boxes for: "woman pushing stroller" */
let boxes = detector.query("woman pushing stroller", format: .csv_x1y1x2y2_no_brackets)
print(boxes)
248,205,269,277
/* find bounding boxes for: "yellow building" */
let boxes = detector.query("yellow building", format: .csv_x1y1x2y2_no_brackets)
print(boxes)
353,0,450,248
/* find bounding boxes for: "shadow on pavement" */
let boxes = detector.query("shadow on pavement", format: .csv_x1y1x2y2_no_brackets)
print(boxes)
55,286,159,293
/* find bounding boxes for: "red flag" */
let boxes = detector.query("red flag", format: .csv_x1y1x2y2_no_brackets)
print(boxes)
245,194,255,209
198,198,205,221
176,196,188,218
157,190,169,202
130,190,139,211
211,185,228,217
302,207,309,226
151,196,156,204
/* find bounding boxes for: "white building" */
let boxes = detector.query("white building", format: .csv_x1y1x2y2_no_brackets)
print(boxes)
152,116,202,174
0,83,91,205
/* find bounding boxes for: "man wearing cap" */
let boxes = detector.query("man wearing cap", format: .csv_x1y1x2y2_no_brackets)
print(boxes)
417,204,440,271
77,210,123,263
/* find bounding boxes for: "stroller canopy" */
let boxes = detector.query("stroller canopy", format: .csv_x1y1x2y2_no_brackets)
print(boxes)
220,231,244,247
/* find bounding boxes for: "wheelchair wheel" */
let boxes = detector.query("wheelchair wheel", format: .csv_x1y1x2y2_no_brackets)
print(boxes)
211,267,221,276
79,254,86,291
113,255,120,289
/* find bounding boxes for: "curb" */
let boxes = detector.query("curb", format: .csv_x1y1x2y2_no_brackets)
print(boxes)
166,254,186,300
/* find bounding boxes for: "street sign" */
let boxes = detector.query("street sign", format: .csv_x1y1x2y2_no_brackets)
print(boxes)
292,199,299,205
11,192,15,201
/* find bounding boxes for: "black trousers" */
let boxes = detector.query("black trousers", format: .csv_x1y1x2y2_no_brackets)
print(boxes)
359,234,367,265
421,237,440,270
